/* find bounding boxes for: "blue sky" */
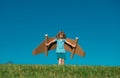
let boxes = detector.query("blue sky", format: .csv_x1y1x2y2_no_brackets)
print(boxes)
0,0,120,66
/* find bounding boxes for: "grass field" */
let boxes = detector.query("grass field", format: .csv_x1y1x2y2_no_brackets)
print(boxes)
0,64,120,78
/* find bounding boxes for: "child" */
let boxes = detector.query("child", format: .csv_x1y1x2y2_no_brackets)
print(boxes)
46,31,75,65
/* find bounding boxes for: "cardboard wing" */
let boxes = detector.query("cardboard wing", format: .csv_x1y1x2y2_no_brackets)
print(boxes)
65,38,85,57
32,38,56,55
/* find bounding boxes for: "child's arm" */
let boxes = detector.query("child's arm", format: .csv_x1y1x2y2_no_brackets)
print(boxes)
46,39,56,46
65,40,76,47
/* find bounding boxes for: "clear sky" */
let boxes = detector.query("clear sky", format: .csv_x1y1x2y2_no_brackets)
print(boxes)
0,0,120,66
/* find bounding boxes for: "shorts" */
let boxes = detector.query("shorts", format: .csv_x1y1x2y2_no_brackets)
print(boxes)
56,53,66,60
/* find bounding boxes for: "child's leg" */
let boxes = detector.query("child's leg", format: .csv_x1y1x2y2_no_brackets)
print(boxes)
58,58,62,65
61,59,64,65
62,53,65,65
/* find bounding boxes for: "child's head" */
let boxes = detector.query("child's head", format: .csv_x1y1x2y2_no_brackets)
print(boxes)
56,31,66,39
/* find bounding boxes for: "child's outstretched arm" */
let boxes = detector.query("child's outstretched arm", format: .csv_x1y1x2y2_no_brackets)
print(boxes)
46,39,56,46
65,40,76,47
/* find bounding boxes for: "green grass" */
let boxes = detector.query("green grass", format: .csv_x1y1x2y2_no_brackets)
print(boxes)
0,64,120,78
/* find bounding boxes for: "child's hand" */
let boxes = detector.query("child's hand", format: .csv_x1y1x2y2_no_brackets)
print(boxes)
45,43,49,46
73,44,76,48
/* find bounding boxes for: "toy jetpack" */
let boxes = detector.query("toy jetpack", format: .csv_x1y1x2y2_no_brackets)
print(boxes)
33,34,85,58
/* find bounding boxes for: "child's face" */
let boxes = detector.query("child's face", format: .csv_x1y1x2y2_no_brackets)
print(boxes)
59,34,63,39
